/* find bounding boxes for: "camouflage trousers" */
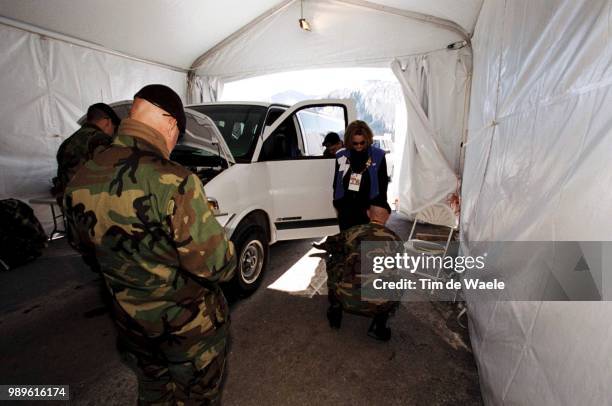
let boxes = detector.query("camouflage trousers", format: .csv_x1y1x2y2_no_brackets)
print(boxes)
327,290,399,317
328,282,398,318
118,333,227,406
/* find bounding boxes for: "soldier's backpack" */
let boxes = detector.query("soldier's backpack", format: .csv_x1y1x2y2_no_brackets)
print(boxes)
0,199,48,271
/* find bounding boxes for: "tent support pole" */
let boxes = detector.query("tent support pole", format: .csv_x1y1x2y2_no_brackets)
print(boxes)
334,0,469,41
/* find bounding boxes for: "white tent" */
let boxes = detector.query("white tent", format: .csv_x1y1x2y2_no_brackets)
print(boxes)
462,1,612,404
1,0,610,404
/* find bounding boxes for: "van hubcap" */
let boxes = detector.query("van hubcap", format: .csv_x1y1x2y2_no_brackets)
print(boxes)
240,240,264,284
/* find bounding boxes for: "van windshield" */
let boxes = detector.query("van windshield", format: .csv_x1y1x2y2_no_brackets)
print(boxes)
189,105,267,162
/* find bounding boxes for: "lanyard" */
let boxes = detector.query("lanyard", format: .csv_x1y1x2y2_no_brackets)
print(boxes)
352,156,372,175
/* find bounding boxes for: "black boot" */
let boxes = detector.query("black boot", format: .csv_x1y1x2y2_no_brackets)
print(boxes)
368,313,391,341
327,305,342,329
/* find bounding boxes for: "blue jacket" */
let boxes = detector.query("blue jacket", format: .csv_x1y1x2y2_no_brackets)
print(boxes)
334,146,385,200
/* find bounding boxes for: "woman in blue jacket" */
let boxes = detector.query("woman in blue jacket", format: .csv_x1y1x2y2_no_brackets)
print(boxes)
333,120,390,231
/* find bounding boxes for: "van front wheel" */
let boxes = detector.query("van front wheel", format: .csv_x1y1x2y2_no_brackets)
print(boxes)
232,225,268,294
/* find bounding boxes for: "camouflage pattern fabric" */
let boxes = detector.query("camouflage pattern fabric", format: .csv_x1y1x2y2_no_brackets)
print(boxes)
64,118,236,405
0,199,47,270
322,222,402,317
54,123,111,200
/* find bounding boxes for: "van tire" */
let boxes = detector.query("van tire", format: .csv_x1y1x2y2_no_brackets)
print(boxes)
232,224,269,294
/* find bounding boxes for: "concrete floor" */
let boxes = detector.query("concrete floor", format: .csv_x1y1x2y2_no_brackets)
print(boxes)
0,214,482,405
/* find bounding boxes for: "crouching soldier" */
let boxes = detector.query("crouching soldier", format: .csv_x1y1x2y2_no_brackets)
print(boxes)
317,205,402,341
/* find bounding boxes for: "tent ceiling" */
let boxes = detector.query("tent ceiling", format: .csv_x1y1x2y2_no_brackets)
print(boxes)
0,0,482,72
0,0,282,69
193,0,473,81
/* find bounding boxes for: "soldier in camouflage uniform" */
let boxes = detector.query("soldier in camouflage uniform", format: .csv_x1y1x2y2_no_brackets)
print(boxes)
318,205,402,341
54,102,120,204
64,85,236,405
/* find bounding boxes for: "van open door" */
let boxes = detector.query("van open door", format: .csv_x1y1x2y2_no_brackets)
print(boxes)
253,99,356,241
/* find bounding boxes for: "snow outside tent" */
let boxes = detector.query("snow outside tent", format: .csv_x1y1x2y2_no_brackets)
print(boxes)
0,1,611,404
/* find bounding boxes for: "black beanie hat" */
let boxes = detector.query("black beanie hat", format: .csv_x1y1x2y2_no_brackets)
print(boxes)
134,84,186,134
322,131,341,147
87,103,121,127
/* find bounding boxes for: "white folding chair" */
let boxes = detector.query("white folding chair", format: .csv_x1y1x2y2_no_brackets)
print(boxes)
404,203,459,294
406,203,457,253
29,196,66,240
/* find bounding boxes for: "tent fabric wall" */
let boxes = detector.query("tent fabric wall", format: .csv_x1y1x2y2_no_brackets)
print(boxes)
391,48,470,215
0,23,186,228
0,23,187,200
463,0,612,404
187,73,224,104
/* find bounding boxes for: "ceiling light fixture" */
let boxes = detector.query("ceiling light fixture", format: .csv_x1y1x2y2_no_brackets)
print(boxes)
299,0,311,31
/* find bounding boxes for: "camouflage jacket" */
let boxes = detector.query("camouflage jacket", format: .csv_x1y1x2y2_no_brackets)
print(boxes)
64,118,236,361
55,123,112,197
323,222,402,316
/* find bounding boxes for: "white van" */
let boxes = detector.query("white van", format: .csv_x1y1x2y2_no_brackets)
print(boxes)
104,99,357,292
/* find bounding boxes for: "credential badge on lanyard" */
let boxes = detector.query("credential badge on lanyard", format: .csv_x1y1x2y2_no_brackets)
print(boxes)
348,173,362,191
348,156,371,192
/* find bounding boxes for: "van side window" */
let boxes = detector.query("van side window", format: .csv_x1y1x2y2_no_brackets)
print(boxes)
260,116,302,161
296,106,346,157
265,108,285,127
259,105,347,161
